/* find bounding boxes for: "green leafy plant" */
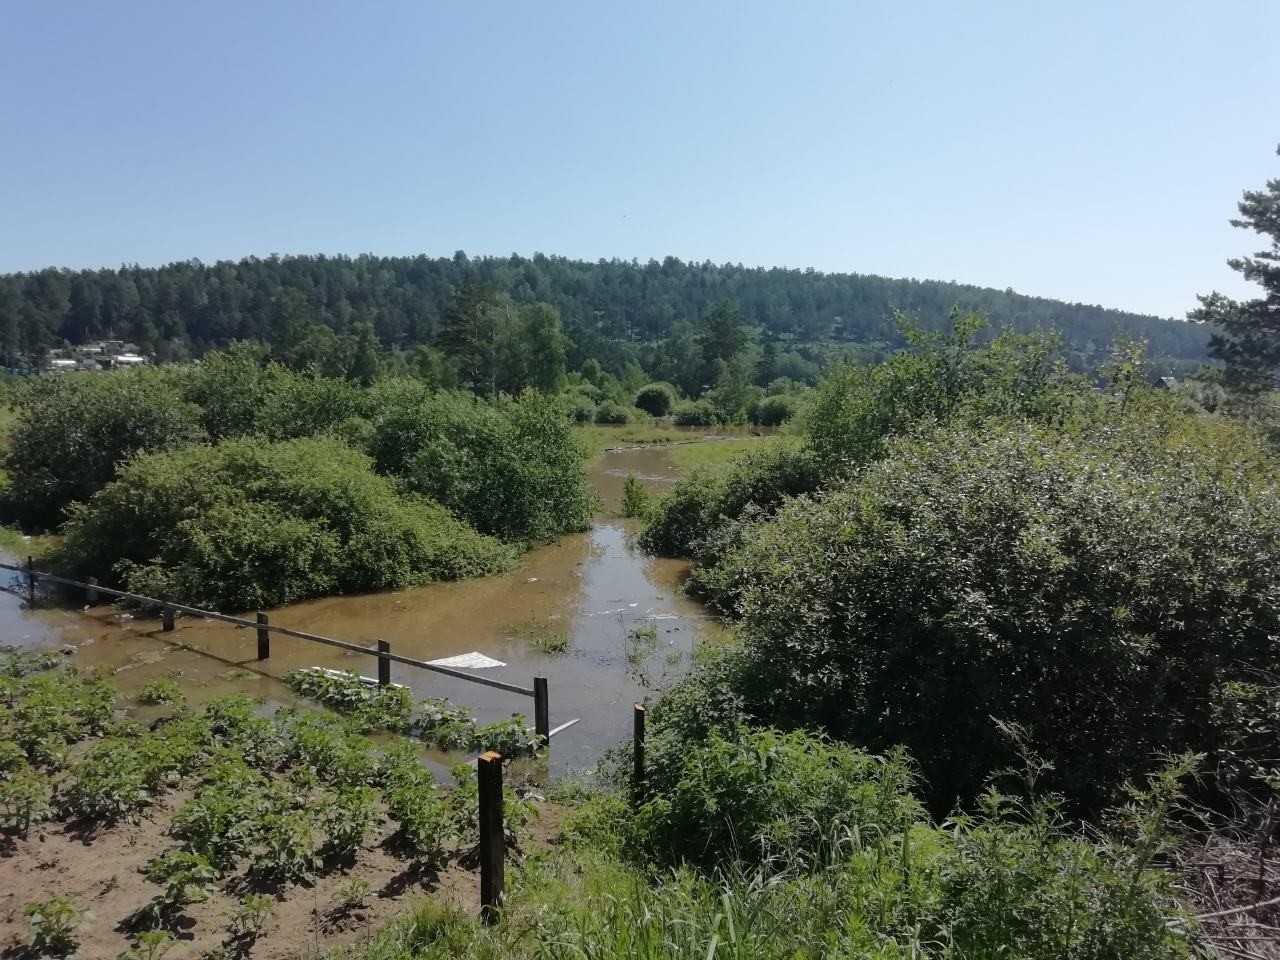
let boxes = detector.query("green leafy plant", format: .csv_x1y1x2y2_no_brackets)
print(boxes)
0,769,51,836
226,893,274,938
620,473,651,518
117,929,177,960
25,895,90,955
139,677,184,705
333,877,372,911
320,786,382,860
251,809,321,884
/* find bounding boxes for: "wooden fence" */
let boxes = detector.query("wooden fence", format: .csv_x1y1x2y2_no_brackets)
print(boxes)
0,557,575,742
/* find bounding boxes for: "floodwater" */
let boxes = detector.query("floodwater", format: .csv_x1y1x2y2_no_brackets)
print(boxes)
0,432,730,776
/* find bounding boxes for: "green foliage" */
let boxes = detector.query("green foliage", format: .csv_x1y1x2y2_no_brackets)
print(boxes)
688,418,1280,811
592,400,633,424
139,677,184,705
285,669,414,733
54,435,512,610
117,929,177,960
4,367,203,529
385,778,452,868
633,725,921,870
226,893,274,938
144,849,219,912
748,392,798,426
804,310,1086,471
252,808,321,884
0,769,51,835
620,473,651,518
320,786,382,859
633,382,676,417
0,644,63,678
25,895,90,955
62,739,152,821
671,398,719,426
363,381,593,545
0,669,117,764
1190,144,1280,396
640,443,820,559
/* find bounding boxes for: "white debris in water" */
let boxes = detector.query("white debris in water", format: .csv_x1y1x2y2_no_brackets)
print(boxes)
427,651,506,669
526,577,538,583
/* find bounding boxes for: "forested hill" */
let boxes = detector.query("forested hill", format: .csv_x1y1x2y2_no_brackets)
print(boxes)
0,252,1209,373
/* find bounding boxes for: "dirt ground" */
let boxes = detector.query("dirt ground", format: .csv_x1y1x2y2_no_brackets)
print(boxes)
0,791,565,960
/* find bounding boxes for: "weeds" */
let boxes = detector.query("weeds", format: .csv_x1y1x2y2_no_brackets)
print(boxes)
333,877,371,910
621,473,652,518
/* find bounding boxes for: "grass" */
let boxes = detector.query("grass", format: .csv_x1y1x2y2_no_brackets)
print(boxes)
667,434,785,469
576,423,692,455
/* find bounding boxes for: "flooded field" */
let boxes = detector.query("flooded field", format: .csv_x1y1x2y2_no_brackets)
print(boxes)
0,432,736,776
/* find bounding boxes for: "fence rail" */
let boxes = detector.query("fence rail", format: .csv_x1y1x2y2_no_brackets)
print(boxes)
2,558,563,741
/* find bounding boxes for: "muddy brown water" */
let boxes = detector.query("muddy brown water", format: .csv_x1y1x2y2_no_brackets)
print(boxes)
0,434,732,776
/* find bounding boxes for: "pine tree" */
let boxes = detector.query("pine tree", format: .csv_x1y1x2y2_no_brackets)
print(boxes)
1190,145,1280,394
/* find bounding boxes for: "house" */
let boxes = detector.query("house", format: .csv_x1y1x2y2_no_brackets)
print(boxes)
1156,376,1180,390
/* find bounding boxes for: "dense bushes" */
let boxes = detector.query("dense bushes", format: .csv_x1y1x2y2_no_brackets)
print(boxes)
805,313,1086,471
631,726,921,870
3,351,594,601
634,382,676,417
360,380,593,545
54,437,511,610
685,419,1280,811
671,398,719,426
748,393,798,426
639,443,820,559
4,369,204,529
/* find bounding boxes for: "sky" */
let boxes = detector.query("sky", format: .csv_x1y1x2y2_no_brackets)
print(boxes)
1,1,1276,319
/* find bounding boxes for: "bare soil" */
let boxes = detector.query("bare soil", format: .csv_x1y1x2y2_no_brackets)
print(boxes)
0,791,565,960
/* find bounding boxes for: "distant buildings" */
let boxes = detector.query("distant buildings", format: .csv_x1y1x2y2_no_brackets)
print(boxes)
40,340,148,373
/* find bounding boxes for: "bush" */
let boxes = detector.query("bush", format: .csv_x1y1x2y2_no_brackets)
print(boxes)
634,383,677,417
54,436,512,610
748,393,798,426
640,444,820,559
690,419,1280,812
4,368,203,529
671,398,719,426
363,380,594,545
804,312,1087,473
592,401,632,424
632,725,921,870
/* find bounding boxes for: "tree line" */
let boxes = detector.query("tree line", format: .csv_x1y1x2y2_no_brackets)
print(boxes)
0,251,1210,377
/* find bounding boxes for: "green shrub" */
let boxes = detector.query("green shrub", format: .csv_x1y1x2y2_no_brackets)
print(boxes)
632,725,921,870
4,367,203,529
748,393,798,426
364,381,593,545
671,398,718,426
640,444,820,559
803,312,1087,472
691,420,1280,811
53,436,512,610
634,383,677,417
592,400,633,424
620,473,651,518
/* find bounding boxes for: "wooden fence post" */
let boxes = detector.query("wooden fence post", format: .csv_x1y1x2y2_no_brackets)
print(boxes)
161,605,175,632
533,676,549,745
477,751,505,924
256,612,270,660
85,577,98,605
25,555,34,606
377,639,391,687
633,702,646,809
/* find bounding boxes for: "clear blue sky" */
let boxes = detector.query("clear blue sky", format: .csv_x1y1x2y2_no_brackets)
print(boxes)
2,1,1276,319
